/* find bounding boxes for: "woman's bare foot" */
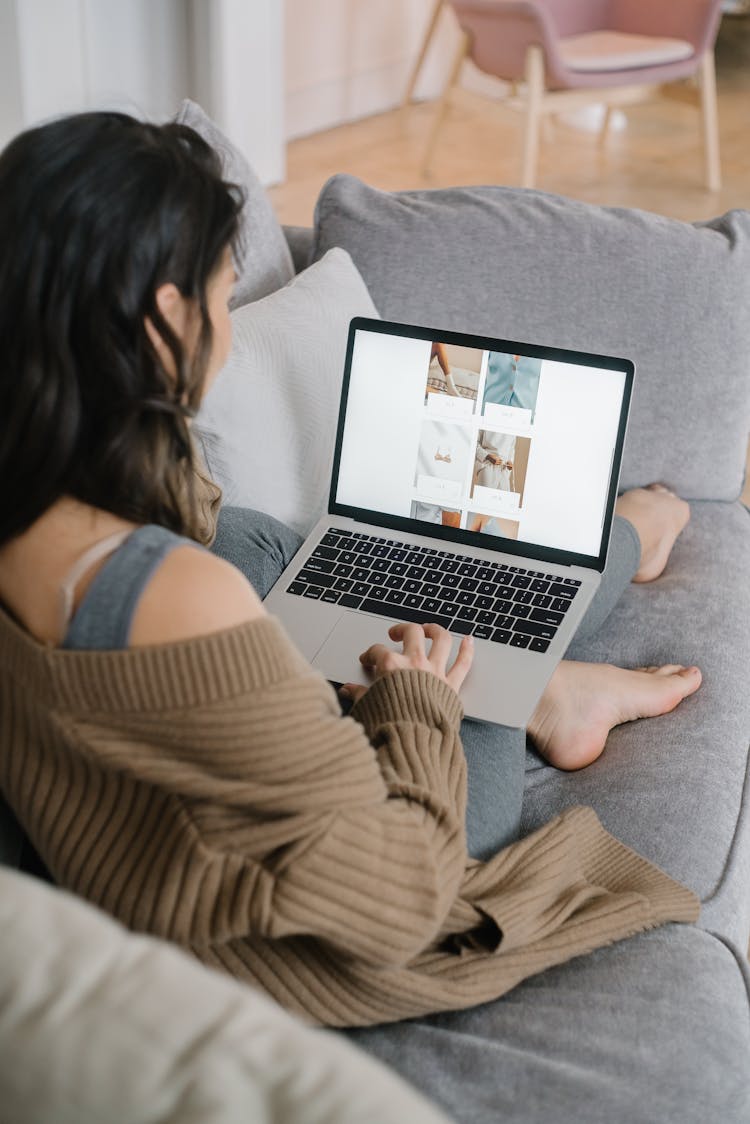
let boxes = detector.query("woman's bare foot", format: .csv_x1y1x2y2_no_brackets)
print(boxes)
615,484,690,583
528,660,702,771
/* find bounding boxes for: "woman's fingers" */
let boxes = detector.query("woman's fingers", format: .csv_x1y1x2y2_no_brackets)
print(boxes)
388,622,428,660
445,635,474,691
421,622,452,668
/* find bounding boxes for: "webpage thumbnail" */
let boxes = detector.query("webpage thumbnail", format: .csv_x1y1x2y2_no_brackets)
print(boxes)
424,341,483,418
413,419,472,505
471,430,531,515
483,352,542,427
410,501,461,527
467,513,520,540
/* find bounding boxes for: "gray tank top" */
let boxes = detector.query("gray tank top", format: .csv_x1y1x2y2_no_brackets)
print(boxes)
62,525,204,651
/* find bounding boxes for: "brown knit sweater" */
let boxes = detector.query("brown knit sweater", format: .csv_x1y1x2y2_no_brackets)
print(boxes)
0,606,699,1027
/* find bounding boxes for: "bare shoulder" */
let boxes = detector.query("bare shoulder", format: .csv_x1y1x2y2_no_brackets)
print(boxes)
129,545,266,647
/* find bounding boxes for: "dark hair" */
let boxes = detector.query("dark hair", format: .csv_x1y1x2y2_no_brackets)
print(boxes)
0,111,243,546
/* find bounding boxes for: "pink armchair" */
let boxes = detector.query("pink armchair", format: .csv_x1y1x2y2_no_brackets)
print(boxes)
411,0,723,189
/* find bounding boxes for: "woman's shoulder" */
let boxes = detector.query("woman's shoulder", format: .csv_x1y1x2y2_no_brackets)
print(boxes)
129,537,266,647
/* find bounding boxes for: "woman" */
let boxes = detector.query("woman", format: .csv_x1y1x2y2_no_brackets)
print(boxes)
0,113,701,1028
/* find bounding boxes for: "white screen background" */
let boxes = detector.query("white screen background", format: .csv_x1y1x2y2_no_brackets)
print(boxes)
335,329,627,559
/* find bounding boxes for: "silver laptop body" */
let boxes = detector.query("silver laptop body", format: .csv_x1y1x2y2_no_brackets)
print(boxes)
265,318,634,728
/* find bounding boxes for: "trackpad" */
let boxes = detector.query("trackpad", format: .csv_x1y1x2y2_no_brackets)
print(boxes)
312,611,462,688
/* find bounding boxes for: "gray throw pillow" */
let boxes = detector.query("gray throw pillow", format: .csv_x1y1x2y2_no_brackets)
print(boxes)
175,99,294,309
312,175,750,502
195,248,379,536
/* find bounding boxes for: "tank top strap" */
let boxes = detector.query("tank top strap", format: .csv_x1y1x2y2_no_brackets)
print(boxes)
62,525,204,651
58,530,134,639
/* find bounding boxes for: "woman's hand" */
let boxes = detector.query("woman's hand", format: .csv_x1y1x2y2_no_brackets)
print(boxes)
340,622,474,705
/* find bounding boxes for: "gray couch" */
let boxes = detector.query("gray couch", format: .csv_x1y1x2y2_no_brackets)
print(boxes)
2,103,749,1122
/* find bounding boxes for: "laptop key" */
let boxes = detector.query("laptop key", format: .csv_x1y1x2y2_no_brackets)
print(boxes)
550,597,573,613
334,577,353,592
511,575,532,589
311,546,338,561
529,608,565,627
451,619,474,635
476,610,497,626
338,551,358,566
455,591,475,605
371,544,389,557
321,591,340,604
404,594,423,609
339,593,363,608
306,557,336,574
351,582,370,597
548,583,576,600
440,573,461,588
530,578,550,593
457,562,479,578
510,633,531,649
457,606,478,622
513,589,534,604
403,578,422,594
287,581,305,595
491,628,513,644
303,585,323,599
385,575,404,589
321,533,342,547
473,624,494,640
422,582,441,598
368,586,388,601
458,577,479,592
529,637,551,653
509,603,531,619
513,619,556,640
475,595,494,610
369,571,387,586
532,593,552,609
440,602,459,618
299,569,335,588
385,590,406,605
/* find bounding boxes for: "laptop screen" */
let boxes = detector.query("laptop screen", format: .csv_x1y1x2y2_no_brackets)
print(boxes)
331,319,633,571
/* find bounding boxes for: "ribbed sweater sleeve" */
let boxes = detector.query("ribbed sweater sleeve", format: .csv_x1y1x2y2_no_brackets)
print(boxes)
246,670,469,967
37,620,470,969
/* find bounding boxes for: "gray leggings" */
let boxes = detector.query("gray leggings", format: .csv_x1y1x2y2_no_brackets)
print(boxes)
212,508,641,862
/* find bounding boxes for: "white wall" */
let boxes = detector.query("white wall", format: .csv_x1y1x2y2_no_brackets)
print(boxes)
283,0,505,140
0,0,285,185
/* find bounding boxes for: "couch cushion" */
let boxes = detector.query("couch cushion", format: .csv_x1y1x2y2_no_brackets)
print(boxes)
195,248,378,536
312,176,750,502
0,865,448,1124
530,501,750,951
348,925,750,1124
175,99,294,309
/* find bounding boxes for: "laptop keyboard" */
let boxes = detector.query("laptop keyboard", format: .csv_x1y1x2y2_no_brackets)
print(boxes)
286,529,581,653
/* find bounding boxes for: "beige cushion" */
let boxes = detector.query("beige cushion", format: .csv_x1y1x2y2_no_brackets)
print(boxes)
558,30,694,72
0,865,448,1124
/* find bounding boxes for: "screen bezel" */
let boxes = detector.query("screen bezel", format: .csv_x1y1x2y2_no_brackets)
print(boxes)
329,317,634,573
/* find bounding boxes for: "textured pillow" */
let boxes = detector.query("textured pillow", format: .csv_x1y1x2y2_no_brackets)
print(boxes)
195,248,379,536
0,867,448,1124
174,99,294,308
312,175,750,502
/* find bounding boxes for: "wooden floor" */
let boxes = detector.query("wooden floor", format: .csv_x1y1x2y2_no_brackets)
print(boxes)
270,16,750,506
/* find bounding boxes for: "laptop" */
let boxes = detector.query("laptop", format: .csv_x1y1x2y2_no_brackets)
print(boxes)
265,318,634,728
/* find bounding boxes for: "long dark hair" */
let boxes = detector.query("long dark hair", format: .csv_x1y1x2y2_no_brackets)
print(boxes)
0,111,243,547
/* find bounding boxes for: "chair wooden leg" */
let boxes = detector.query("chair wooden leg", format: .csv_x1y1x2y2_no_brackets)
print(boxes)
521,46,545,189
422,31,469,173
698,50,721,192
599,105,614,146
402,0,445,108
